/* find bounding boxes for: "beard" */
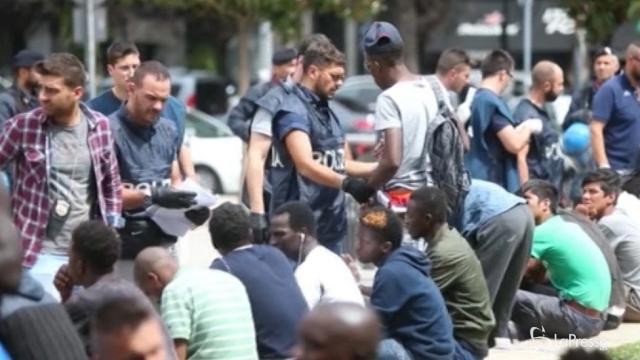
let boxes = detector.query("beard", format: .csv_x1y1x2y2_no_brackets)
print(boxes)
544,90,559,102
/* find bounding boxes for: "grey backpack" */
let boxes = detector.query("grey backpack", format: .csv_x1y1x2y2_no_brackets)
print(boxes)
424,76,471,218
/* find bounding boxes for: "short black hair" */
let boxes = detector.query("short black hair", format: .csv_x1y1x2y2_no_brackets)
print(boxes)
106,41,139,66
273,201,317,237
480,49,514,78
521,179,559,214
130,60,170,86
359,206,403,249
92,292,155,336
622,170,640,197
436,48,472,75
582,169,622,197
209,202,251,252
409,186,448,224
71,220,121,274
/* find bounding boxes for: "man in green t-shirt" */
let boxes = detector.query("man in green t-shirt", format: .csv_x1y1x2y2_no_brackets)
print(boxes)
513,180,611,339
406,186,495,359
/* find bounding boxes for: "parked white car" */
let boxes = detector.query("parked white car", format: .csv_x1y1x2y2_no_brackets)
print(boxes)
184,109,243,194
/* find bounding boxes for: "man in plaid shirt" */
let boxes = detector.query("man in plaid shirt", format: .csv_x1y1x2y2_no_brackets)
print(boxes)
0,53,122,299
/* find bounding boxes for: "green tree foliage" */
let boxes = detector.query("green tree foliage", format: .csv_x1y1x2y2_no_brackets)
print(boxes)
132,0,381,93
563,0,633,43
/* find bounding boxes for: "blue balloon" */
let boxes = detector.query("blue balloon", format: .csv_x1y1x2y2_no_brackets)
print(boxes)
563,122,591,155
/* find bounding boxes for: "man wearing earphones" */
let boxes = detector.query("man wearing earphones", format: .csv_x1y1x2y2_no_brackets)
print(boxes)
270,201,364,309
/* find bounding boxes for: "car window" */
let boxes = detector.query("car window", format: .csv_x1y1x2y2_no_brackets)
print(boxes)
196,80,229,115
334,82,380,112
185,112,232,138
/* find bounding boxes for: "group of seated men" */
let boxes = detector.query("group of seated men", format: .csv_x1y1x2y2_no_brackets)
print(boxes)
0,168,638,360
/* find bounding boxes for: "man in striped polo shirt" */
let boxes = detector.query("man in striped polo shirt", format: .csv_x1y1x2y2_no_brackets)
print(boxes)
134,247,258,360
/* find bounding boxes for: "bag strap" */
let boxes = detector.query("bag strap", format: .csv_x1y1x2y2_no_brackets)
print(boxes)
425,75,447,110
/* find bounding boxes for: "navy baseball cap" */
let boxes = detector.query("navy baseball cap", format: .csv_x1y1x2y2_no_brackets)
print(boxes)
362,21,404,56
12,49,45,68
272,48,297,65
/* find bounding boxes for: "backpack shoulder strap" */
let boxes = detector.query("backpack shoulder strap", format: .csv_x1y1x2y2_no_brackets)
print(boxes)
425,75,447,109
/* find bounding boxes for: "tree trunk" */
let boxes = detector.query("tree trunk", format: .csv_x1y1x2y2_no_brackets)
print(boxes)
236,17,252,95
387,0,419,72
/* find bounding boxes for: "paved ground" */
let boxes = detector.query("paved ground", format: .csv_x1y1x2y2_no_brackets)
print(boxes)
179,197,640,359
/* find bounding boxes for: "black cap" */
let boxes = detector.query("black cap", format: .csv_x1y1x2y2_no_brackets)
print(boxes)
362,21,404,56
12,49,45,69
593,47,614,61
272,48,297,66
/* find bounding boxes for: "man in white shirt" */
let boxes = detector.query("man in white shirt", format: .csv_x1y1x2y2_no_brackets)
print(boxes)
269,201,364,308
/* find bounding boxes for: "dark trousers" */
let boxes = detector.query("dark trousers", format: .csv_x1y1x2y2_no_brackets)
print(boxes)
468,204,534,338
512,290,605,339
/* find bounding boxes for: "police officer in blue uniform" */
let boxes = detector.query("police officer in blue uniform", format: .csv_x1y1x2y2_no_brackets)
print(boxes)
268,39,376,253
109,61,200,278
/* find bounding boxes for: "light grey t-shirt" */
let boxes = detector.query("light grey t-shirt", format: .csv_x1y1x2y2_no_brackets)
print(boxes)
250,108,273,137
599,208,640,295
374,77,440,191
45,116,93,254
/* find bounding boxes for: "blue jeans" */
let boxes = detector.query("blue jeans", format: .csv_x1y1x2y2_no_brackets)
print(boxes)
377,338,412,360
27,253,68,302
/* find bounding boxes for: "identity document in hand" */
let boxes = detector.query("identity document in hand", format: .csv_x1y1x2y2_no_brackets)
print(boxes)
147,179,217,236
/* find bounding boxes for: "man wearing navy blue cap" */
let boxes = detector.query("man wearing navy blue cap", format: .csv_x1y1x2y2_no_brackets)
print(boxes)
228,48,298,142
0,49,44,125
564,47,619,131
0,50,45,193
361,21,473,214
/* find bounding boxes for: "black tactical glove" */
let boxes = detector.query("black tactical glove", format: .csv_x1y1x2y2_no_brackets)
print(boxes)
185,206,211,226
341,177,376,204
151,187,197,209
249,212,269,244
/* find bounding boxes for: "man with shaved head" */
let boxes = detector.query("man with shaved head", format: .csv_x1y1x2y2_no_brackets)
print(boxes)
513,60,565,185
296,302,381,360
591,43,640,175
134,246,258,359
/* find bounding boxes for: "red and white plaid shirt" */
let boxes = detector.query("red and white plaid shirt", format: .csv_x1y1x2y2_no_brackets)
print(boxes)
0,104,122,267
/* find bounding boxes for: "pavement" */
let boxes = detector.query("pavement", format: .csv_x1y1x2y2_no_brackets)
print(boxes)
179,197,640,360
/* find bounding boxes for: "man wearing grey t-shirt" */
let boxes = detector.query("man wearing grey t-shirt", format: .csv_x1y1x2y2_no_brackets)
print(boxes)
581,169,640,321
362,22,472,212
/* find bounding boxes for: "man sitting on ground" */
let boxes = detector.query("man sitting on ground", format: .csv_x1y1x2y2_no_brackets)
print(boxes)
53,220,142,354
356,206,454,359
270,201,364,308
90,291,174,360
135,246,258,360
406,186,495,359
296,302,381,360
209,202,308,359
581,169,640,322
514,180,611,339
0,215,87,360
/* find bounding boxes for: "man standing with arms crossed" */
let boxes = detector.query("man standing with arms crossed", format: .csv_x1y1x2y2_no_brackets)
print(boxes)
0,53,122,298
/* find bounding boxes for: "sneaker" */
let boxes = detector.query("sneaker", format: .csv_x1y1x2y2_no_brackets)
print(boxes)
493,337,512,349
